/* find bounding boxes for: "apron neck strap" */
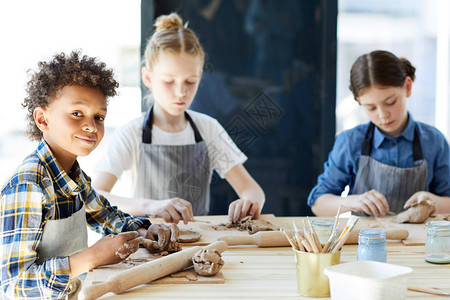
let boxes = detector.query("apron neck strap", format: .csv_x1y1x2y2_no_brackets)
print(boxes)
361,122,423,161
142,106,204,144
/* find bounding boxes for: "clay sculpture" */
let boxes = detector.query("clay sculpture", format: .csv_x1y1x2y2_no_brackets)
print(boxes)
192,248,224,276
395,199,436,224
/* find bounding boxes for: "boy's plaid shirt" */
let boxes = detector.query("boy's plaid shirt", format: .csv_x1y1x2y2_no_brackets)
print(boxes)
1,139,150,299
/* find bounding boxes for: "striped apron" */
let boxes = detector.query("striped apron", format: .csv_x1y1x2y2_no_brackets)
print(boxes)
353,122,428,213
36,202,88,299
135,107,211,216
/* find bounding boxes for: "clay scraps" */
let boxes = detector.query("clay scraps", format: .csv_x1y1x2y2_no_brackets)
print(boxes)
211,216,279,234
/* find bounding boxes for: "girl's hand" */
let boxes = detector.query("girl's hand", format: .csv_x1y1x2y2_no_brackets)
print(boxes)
348,189,389,217
141,224,177,252
148,198,194,224
404,191,437,216
228,199,261,223
90,231,143,266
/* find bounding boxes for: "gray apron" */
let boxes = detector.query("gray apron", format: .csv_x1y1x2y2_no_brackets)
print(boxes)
135,107,211,216
36,202,88,299
353,122,428,213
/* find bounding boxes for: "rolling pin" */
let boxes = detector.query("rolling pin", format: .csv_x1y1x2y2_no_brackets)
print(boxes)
79,241,228,300
218,228,409,247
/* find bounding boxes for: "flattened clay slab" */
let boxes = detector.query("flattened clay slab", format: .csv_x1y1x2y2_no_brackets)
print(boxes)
179,230,202,243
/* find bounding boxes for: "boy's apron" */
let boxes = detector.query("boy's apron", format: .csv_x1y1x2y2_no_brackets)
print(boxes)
135,107,211,216
36,202,88,299
353,122,428,213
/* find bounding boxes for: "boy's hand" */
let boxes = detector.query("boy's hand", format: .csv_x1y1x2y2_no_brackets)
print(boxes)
90,231,143,266
141,224,178,252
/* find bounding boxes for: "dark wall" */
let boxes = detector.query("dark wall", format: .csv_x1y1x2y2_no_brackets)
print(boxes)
141,0,337,216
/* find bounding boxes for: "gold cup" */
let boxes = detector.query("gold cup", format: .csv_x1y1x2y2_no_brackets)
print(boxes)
293,249,341,297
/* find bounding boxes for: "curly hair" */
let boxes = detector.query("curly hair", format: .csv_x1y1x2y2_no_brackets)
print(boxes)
22,50,119,141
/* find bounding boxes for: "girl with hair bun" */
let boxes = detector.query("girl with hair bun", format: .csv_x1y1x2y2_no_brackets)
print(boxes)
308,50,450,216
94,13,265,224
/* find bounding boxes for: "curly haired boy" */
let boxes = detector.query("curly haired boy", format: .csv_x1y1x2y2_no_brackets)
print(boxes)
1,50,175,299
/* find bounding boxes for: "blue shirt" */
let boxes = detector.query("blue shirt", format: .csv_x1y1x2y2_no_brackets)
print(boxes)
1,140,151,299
307,114,450,206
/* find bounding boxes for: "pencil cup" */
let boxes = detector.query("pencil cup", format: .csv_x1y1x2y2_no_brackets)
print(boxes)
293,249,341,297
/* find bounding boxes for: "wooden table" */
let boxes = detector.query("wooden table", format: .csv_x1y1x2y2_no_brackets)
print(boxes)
83,216,450,299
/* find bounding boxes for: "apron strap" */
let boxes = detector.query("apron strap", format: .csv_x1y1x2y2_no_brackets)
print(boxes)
361,122,423,161
142,106,204,144
412,125,423,161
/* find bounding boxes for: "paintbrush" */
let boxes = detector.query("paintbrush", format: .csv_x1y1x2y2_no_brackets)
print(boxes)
322,205,341,253
331,216,360,252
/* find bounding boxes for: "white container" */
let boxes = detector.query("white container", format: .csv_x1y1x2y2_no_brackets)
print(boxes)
324,261,413,300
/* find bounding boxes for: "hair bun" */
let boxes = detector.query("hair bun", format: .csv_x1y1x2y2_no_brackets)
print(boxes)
399,57,416,81
154,13,184,31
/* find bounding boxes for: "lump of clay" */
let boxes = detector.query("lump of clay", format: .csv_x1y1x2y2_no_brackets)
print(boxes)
234,216,279,234
149,223,182,254
192,248,224,276
395,199,435,224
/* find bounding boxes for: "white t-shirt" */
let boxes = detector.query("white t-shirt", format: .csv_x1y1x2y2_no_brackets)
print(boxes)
95,110,247,194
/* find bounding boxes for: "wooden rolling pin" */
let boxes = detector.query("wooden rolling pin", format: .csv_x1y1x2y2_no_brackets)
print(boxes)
218,228,409,247
79,241,228,300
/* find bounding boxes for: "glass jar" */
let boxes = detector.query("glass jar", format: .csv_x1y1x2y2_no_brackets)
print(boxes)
425,221,450,264
357,229,386,262
311,220,334,244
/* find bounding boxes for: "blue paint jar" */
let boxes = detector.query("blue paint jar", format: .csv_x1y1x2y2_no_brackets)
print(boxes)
357,229,386,262
425,221,450,264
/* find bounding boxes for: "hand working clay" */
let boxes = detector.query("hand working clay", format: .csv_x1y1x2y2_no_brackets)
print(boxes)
143,223,182,253
192,248,224,276
395,199,436,223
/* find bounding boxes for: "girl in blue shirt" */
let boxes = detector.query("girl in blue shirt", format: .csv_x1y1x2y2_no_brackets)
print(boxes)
308,50,450,216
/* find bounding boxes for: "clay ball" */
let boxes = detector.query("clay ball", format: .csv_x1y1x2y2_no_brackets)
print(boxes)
192,248,224,276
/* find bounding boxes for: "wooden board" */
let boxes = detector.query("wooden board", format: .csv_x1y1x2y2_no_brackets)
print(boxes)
90,248,224,285
151,214,279,246
375,215,427,245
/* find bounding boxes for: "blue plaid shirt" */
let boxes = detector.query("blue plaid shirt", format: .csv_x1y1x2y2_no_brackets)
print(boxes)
1,140,151,299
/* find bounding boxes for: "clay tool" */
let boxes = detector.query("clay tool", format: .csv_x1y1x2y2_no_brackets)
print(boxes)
303,219,319,253
307,217,323,252
279,228,298,249
292,221,306,252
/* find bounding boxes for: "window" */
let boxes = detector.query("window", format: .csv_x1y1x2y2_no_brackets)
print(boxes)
336,0,450,139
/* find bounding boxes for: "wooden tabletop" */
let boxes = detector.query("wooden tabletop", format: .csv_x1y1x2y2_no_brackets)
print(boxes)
83,216,450,299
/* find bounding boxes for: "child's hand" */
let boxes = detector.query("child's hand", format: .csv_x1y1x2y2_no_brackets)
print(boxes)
147,198,194,224
228,199,261,223
141,224,178,252
348,189,389,217
91,231,143,266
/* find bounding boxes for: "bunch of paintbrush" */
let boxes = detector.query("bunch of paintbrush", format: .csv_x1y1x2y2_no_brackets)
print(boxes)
281,218,324,253
281,206,360,253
